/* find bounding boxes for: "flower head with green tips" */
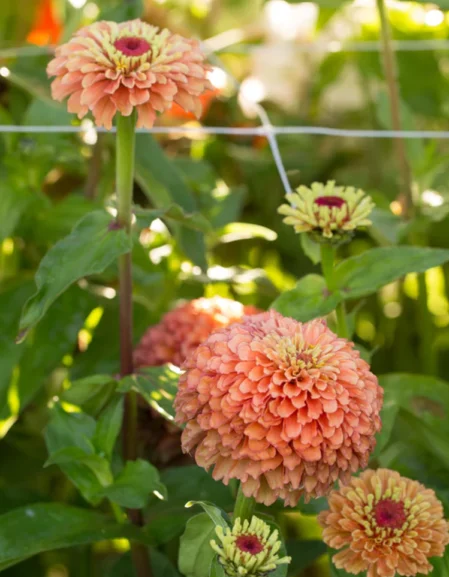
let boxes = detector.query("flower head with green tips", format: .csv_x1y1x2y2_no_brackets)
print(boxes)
210,516,291,577
278,181,374,244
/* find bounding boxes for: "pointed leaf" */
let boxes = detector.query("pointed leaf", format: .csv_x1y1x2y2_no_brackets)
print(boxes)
92,395,124,458
334,247,449,300
134,205,212,233
0,503,151,570
44,447,113,487
271,274,341,321
118,365,180,422
178,513,216,577
45,405,103,504
18,210,132,340
101,459,167,509
186,501,229,529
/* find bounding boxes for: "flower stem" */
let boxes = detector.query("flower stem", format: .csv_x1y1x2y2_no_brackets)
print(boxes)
320,244,349,339
376,0,414,218
116,111,152,577
233,484,256,522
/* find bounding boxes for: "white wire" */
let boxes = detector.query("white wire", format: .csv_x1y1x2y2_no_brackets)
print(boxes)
4,124,449,139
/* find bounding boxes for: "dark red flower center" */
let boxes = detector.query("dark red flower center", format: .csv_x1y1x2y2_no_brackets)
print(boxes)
314,196,346,208
114,36,151,57
374,499,406,529
235,535,264,555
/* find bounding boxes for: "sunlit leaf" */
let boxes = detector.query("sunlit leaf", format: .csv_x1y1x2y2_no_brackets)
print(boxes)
118,365,180,423
334,247,449,300
271,274,341,321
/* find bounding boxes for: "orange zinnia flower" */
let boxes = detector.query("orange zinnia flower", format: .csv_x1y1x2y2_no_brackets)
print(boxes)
134,296,260,368
47,19,211,129
319,469,449,577
174,311,383,506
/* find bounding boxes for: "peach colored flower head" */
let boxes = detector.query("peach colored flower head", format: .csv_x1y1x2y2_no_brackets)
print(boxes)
318,468,449,577
47,19,211,129
174,310,383,506
134,297,260,368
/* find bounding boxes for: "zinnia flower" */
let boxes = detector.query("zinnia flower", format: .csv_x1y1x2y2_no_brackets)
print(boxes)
134,296,260,368
319,469,449,577
278,181,374,243
47,19,211,129
174,311,382,506
210,516,291,577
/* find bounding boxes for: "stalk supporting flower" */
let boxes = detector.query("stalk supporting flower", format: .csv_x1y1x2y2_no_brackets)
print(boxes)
116,112,152,577
175,310,383,506
278,181,374,244
233,484,256,523
319,469,449,577
376,0,414,218
320,243,349,339
210,516,291,577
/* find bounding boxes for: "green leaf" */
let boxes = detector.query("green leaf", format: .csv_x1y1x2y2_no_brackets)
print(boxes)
369,208,404,246
45,405,103,504
216,222,277,243
271,274,341,322
18,210,132,340
399,411,449,473
135,133,207,269
118,365,180,422
61,375,117,407
101,459,167,509
210,559,226,577
134,205,212,233
374,373,449,458
92,395,124,458
0,503,151,570
178,513,216,577
274,248,449,322
334,247,449,300
300,234,321,264
44,446,113,487
287,540,326,575
186,501,229,529
145,466,233,546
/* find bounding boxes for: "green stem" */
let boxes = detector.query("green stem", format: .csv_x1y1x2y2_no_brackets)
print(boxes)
110,501,126,524
116,111,152,577
320,244,349,339
417,273,435,375
233,484,256,522
376,0,414,218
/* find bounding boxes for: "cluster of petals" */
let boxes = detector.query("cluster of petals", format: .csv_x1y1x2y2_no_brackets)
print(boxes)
47,19,211,129
134,296,260,368
319,468,449,577
210,516,291,577
174,310,383,506
278,181,374,242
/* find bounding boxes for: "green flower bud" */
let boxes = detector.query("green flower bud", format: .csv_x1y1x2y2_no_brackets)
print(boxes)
278,180,374,245
210,516,291,577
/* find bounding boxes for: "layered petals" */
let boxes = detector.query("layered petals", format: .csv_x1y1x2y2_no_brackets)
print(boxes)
174,310,383,506
47,19,211,128
134,297,260,368
319,469,449,577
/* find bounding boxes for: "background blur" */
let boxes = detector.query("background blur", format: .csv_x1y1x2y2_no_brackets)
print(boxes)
1,0,449,576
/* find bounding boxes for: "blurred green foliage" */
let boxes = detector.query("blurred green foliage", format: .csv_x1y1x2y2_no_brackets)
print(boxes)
1,0,449,576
